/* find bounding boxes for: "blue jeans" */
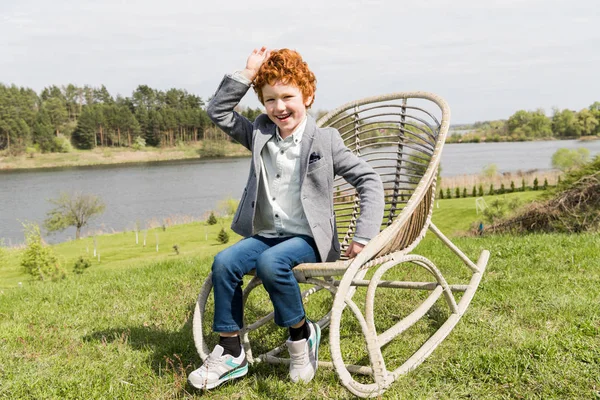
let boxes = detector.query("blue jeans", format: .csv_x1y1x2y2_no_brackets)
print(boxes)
211,234,320,332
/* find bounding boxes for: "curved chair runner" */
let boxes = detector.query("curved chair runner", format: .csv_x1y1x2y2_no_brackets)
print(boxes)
193,92,489,398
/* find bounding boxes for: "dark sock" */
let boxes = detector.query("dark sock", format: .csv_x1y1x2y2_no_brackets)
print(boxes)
289,320,310,341
219,335,241,357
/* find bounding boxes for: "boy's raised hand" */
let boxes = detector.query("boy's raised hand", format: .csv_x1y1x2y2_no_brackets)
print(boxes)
241,46,270,81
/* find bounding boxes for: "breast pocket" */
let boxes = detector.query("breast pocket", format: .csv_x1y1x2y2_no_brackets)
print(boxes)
307,158,327,174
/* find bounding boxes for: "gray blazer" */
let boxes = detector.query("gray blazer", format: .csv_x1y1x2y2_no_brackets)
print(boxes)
207,76,384,262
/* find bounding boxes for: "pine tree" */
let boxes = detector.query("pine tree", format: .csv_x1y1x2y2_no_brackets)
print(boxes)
439,189,444,199
510,181,515,192
446,188,451,199
463,188,467,198
499,183,505,194
472,186,477,197
207,211,217,225
521,178,526,192
533,177,539,191
543,178,548,190
489,184,495,195
455,187,460,198
478,185,484,197
217,227,229,244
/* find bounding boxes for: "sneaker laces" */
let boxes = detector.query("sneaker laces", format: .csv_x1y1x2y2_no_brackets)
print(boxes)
203,352,222,370
289,344,309,367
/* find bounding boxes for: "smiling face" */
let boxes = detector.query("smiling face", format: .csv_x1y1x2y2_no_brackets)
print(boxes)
261,81,313,138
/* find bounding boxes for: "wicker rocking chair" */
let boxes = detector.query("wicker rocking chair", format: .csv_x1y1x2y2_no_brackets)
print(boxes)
192,92,489,398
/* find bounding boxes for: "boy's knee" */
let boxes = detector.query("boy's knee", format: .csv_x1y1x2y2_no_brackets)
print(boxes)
255,253,286,284
212,251,236,277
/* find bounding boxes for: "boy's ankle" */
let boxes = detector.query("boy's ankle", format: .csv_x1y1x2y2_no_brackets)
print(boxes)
289,320,310,342
219,335,242,357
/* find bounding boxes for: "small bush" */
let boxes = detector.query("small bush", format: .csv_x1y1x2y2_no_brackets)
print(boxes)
439,189,444,199
199,140,226,158
21,223,65,281
217,228,229,244
472,186,477,197
489,184,495,195
455,187,460,198
218,197,239,217
510,181,516,192
73,256,92,274
132,136,146,150
478,185,484,197
483,197,521,225
533,177,539,191
543,178,548,190
207,212,218,225
54,135,73,153
446,188,451,199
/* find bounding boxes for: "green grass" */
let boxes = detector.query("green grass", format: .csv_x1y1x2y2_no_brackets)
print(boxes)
1,194,598,399
430,191,544,234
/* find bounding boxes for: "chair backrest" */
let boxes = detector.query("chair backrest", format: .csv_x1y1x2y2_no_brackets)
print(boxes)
316,92,450,259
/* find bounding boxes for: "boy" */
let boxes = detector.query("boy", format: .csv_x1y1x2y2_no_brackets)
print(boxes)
188,47,384,390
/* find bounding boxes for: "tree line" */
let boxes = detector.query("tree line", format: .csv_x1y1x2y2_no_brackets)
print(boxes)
0,83,262,154
448,102,600,143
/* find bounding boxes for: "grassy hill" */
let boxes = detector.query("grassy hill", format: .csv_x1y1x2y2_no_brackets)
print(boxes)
1,192,598,399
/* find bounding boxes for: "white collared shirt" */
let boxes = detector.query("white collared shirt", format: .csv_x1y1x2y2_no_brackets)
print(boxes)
230,71,312,238
254,118,313,238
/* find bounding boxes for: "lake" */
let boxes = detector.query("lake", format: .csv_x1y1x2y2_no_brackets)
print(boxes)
1,139,599,245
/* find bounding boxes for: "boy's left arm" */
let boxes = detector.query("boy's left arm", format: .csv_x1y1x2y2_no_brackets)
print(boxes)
329,129,385,255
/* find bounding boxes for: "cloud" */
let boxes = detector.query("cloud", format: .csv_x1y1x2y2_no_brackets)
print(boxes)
1,0,598,122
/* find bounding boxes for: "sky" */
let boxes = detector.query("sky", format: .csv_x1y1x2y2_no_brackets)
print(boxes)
1,0,598,124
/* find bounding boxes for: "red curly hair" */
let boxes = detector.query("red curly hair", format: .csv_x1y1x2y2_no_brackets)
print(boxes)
253,49,317,107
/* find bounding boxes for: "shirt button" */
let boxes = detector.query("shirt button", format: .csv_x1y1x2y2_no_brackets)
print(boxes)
272,197,276,201
280,150,284,154
276,174,280,178
275,214,279,218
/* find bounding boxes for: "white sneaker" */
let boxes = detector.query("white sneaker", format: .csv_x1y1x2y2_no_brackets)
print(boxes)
286,320,321,383
188,344,248,390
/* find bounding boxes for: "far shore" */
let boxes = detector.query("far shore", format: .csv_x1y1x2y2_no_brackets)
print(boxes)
0,142,251,171
1,135,598,172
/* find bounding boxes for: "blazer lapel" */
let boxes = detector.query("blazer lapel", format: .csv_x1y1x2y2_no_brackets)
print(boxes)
299,116,316,186
253,122,276,174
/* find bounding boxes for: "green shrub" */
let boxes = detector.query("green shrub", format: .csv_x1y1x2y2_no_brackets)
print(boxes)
472,186,476,197
478,185,484,197
132,136,146,150
446,188,451,199
218,197,239,217
489,184,494,195
217,228,229,244
510,181,516,192
533,177,539,191
53,135,73,153
499,183,506,194
483,197,521,224
199,140,226,158
73,256,92,274
439,189,444,199
207,212,218,225
463,188,467,198
455,187,460,198
20,223,64,281
543,178,548,190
